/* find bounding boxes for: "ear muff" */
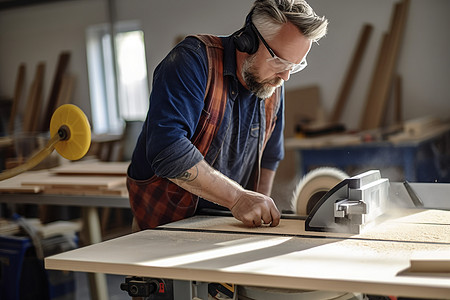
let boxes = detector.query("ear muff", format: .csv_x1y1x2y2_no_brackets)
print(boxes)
233,10,259,54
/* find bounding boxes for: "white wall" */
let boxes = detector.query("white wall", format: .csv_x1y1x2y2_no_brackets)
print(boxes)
0,0,449,131
0,0,107,124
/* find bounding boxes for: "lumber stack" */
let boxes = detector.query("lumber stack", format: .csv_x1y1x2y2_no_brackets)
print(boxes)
8,51,73,135
3,51,74,171
0,218,82,238
0,161,128,197
330,24,373,124
359,0,410,130
326,0,411,132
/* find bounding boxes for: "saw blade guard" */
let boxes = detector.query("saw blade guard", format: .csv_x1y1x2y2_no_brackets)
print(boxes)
305,170,389,234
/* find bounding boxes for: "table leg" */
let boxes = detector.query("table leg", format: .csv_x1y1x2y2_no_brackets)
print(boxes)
82,207,109,300
193,281,208,299
173,280,208,300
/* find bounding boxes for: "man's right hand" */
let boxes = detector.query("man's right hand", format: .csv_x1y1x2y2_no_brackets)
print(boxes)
169,159,280,228
230,190,281,227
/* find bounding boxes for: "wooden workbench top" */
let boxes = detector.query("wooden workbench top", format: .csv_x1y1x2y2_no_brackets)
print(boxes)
45,211,450,299
161,210,450,244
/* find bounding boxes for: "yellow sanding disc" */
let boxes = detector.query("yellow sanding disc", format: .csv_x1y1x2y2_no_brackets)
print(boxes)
50,104,91,161
292,167,348,216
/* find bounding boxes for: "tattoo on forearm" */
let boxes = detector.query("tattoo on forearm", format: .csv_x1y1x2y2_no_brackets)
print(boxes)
176,166,198,182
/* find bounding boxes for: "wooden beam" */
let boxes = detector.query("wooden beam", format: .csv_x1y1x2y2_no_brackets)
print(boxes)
23,62,45,132
56,74,75,107
360,0,410,130
330,24,373,123
40,51,71,131
394,74,403,124
8,63,26,134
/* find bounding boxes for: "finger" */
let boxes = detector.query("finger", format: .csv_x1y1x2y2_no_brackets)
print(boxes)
253,217,262,227
261,209,273,225
269,206,281,227
241,212,257,227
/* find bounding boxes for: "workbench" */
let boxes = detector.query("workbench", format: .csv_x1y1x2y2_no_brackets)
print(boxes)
285,125,450,182
45,208,450,299
0,161,130,300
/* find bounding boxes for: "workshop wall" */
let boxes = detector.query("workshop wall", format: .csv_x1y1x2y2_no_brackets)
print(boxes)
0,0,449,131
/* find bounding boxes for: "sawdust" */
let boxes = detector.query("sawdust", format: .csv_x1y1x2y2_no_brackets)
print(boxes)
393,209,450,225
360,222,450,243
339,238,450,257
357,209,450,243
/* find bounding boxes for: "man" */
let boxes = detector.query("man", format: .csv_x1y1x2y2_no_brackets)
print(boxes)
127,0,328,231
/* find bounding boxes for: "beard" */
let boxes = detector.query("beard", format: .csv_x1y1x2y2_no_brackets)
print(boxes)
241,54,283,99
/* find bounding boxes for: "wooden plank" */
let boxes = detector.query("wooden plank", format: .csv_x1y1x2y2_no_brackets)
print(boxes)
23,62,45,132
0,218,40,235
56,74,75,107
8,63,26,134
284,134,361,149
0,170,46,193
394,74,403,124
360,0,410,130
408,249,450,273
360,32,389,130
20,173,126,191
277,86,323,181
43,185,127,196
383,74,403,127
284,85,323,138
330,24,373,123
50,161,129,176
162,211,450,244
0,136,13,148
40,51,71,131
45,228,450,299
388,120,450,143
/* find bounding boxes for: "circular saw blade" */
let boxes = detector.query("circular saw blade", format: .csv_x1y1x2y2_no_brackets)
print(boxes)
291,167,348,216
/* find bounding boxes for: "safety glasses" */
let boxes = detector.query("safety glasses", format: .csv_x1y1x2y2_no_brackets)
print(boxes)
251,22,307,74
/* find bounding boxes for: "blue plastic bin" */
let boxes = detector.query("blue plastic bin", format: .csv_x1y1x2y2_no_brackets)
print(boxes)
0,234,76,300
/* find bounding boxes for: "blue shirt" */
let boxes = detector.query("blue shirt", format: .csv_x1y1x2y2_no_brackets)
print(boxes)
128,35,285,195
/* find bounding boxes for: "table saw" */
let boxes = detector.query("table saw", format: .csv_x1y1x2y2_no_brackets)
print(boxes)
44,170,450,299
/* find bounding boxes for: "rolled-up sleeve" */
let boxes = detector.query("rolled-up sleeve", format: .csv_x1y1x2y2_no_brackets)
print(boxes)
151,138,204,178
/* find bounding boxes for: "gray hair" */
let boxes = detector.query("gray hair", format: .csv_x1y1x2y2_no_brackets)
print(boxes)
251,0,328,42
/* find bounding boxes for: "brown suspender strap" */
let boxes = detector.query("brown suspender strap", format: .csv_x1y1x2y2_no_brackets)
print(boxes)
190,35,229,153
263,87,281,149
127,35,228,230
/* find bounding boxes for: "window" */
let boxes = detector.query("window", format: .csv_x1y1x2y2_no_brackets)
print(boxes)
86,21,149,134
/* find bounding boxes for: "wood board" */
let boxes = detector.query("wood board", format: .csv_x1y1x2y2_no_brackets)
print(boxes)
360,0,410,130
0,168,126,195
56,74,75,107
284,85,324,138
41,185,127,197
20,173,126,191
409,249,450,274
0,137,13,148
284,134,361,149
45,221,450,299
161,211,450,244
8,63,26,134
40,51,71,131
330,24,373,123
50,161,129,176
0,170,46,193
23,62,45,132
